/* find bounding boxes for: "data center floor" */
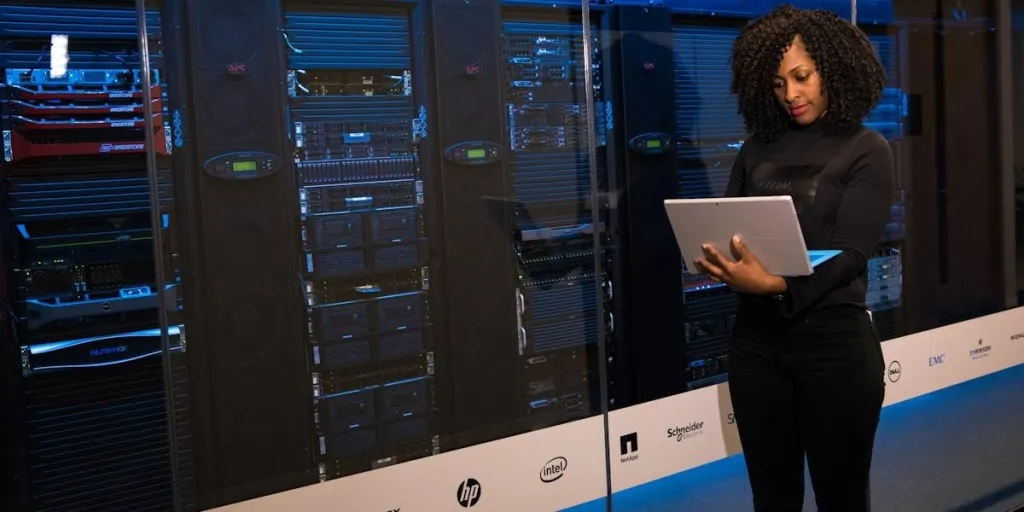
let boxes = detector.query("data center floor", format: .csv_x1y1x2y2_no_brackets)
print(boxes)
567,362,1024,512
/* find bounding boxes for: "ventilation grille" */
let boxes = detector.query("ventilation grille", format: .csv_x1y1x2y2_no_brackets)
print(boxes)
285,9,411,70
23,356,175,512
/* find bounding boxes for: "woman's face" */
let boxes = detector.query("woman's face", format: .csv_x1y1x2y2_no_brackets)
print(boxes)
773,36,827,125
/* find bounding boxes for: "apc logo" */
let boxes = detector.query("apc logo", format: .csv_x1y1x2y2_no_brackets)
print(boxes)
887,360,902,382
619,432,639,463
928,354,946,367
456,478,481,508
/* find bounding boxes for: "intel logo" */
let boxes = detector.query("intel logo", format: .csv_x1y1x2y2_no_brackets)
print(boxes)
539,456,568,483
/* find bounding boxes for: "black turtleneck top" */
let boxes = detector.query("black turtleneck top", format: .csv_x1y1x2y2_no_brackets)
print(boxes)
724,122,895,323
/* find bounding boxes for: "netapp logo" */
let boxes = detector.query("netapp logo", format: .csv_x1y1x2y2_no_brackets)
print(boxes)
89,345,128,357
539,456,568,483
928,354,946,367
887,361,901,382
456,478,481,508
99,143,144,153
970,339,991,360
619,433,639,463
667,421,704,442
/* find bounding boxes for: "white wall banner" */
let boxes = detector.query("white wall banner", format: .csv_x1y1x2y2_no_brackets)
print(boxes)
214,307,1024,512
211,415,608,512
606,384,737,493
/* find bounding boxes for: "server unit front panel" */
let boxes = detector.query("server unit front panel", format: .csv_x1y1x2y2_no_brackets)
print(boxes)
0,3,184,511
283,2,438,480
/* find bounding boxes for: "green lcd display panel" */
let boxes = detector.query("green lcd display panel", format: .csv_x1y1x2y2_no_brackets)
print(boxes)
466,149,487,159
645,139,662,149
232,160,257,172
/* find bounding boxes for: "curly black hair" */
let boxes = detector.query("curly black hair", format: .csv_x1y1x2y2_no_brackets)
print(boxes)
730,5,886,141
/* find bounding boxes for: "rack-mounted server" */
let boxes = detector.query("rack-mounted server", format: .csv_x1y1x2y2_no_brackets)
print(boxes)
0,3,188,511
284,6,437,480
502,14,609,430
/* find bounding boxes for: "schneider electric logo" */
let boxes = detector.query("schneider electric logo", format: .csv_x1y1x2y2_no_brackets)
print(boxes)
970,339,991,360
667,421,704,442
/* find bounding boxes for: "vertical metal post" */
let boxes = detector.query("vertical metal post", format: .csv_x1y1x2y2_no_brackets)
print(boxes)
852,0,858,25
135,1,183,510
580,2,613,510
996,0,1018,308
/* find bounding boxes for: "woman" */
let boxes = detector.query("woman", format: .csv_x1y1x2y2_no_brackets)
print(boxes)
693,5,894,512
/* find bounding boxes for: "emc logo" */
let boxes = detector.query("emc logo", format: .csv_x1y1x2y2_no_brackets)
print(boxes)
928,354,946,367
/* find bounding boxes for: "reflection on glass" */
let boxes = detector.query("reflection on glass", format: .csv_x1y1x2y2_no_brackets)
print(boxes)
0,3,179,512
500,11,606,431
130,0,611,507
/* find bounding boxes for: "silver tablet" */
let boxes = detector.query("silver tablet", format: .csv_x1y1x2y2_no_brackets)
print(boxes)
664,196,839,277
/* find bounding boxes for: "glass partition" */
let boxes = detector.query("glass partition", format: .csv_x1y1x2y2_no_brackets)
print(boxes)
863,0,1011,337
0,0,1019,511
144,0,612,510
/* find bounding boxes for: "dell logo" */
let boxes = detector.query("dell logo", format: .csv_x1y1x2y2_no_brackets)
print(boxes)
928,354,945,366
540,456,568,483
456,478,481,508
887,360,901,382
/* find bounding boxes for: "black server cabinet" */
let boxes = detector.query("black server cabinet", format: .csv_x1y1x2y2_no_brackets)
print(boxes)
282,1,440,480
497,6,610,433
430,0,524,446
168,0,316,506
670,15,747,393
606,6,689,403
0,3,185,511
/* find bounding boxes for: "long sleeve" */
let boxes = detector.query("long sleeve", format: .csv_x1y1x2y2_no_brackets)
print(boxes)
724,144,747,198
776,132,895,318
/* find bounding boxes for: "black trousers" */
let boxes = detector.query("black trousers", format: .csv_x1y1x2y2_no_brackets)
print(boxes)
728,305,885,512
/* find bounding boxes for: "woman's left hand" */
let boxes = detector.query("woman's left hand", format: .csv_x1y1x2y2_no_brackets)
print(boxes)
693,236,788,295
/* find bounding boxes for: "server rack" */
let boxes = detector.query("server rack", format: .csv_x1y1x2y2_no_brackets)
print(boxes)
0,2,189,511
864,27,910,340
283,2,439,480
672,16,746,392
500,6,609,431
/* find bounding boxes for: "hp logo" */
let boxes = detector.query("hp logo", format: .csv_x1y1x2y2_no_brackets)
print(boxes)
456,478,481,508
